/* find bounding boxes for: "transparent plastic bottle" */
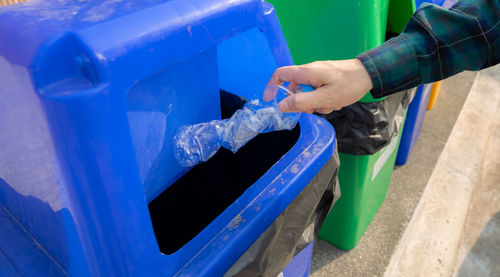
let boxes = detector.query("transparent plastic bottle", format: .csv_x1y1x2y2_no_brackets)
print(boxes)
174,85,306,167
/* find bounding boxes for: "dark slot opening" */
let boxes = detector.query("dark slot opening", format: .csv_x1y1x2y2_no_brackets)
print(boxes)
148,90,301,254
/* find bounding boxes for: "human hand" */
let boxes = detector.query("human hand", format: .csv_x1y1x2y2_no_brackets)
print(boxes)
265,59,374,114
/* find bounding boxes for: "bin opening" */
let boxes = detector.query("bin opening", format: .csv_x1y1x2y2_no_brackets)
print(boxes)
148,90,300,254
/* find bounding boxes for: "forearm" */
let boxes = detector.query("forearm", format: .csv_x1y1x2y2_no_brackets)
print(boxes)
358,0,500,98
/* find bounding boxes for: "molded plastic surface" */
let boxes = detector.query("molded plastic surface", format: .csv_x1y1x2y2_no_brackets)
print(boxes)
266,0,390,103
396,84,432,166
427,81,443,110
0,1,335,276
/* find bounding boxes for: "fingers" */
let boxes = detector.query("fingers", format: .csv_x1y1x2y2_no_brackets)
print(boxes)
278,86,340,113
314,107,334,114
265,63,318,102
263,85,278,102
266,65,313,88
278,89,323,113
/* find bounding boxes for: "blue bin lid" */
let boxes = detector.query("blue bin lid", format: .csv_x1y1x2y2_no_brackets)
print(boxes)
0,0,262,69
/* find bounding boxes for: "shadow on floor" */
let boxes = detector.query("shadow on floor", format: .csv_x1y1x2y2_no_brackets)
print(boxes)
456,210,500,277
310,237,347,274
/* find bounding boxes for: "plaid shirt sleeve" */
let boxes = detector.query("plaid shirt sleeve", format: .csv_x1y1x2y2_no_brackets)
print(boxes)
357,0,500,98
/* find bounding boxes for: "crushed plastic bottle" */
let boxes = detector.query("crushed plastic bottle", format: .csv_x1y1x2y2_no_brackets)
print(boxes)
174,85,301,167
173,121,226,167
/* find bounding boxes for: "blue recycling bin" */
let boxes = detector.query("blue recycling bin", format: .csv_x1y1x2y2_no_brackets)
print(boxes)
395,84,432,165
416,0,456,8
0,0,336,276
395,0,455,166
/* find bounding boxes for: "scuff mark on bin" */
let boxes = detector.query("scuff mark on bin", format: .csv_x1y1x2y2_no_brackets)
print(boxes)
94,53,106,61
268,188,276,195
290,164,299,174
313,145,323,155
4,0,84,21
228,215,246,230
83,0,123,22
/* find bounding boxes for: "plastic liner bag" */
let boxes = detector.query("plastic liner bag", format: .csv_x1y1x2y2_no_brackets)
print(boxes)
174,85,300,167
225,151,340,277
319,89,414,155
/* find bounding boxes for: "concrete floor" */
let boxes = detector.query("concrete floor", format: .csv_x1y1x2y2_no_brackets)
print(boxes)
453,116,500,276
452,70,500,277
310,70,478,277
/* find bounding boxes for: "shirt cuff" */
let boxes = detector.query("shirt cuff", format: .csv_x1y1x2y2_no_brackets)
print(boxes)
357,35,421,99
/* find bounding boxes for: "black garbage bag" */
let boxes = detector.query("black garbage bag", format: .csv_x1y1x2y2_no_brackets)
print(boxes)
225,151,340,276
319,89,414,155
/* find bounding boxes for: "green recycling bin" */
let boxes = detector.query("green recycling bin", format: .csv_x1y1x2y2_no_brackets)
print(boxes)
317,131,405,250
267,0,390,102
387,0,416,34
268,0,412,250
316,92,410,250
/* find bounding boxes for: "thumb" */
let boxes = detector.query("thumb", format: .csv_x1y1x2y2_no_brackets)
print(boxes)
278,90,322,113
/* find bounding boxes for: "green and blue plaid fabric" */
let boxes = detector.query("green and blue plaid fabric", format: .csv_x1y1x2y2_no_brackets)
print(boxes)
358,0,500,98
